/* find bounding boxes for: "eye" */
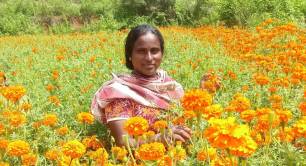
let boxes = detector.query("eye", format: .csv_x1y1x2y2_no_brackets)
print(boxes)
151,48,160,54
136,48,146,54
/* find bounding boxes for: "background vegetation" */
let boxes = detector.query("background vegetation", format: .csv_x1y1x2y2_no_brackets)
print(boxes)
0,0,305,35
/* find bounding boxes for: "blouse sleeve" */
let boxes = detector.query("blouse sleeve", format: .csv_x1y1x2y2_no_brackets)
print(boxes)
104,99,134,123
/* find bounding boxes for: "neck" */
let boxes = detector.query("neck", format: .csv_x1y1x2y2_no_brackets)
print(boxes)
132,71,159,80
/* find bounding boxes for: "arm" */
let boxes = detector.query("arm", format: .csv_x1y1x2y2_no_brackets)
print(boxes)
107,119,192,148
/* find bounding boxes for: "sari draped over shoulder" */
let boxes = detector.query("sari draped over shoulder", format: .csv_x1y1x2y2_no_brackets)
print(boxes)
90,69,184,124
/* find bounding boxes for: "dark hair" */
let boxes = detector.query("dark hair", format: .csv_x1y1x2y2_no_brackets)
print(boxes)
125,24,164,70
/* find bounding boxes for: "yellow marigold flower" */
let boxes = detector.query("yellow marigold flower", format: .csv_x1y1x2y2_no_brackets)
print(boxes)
111,146,127,160
82,135,103,150
90,148,108,165
124,117,149,136
204,117,252,149
9,111,26,127
181,89,212,112
42,114,57,126
21,153,37,166
77,112,94,124
183,110,196,119
153,120,168,131
7,140,30,157
0,85,26,103
0,138,9,150
61,140,86,159
0,162,9,166
137,142,165,161
57,154,71,166
202,104,223,120
292,116,306,138
197,147,217,161
57,126,69,136
169,143,186,161
45,149,60,161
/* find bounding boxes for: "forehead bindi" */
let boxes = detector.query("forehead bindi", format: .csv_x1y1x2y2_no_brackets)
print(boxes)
133,33,161,49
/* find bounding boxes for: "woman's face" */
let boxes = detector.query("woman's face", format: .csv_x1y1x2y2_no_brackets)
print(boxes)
131,32,163,77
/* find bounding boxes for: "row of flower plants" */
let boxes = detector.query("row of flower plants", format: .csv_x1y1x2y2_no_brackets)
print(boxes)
0,19,305,165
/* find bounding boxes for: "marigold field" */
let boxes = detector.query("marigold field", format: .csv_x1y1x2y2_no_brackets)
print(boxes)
0,19,305,165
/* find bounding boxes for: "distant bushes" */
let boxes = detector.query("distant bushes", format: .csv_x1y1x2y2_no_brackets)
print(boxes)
0,0,305,35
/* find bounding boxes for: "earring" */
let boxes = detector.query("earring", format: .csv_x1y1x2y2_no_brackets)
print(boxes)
129,57,132,61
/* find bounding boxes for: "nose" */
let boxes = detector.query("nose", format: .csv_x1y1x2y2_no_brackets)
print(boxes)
144,51,153,61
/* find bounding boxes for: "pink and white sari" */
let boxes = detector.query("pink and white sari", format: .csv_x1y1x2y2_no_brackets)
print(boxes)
90,69,184,124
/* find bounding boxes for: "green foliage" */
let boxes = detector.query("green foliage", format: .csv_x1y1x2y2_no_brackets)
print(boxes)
0,0,305,35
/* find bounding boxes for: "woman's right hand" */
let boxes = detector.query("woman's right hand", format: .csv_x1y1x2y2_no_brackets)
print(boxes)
161,125,192,144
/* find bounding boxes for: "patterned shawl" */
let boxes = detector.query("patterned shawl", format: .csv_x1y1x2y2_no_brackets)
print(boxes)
90,69,184,123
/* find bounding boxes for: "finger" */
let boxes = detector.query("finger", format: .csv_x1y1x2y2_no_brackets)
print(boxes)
182,126,192,134
173,129,191,140
176,125,192,135
173,134,186,143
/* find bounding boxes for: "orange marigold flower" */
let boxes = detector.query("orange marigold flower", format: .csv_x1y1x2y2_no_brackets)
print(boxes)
278,127,295,142
299,101,306,115
227,93,251,113
255,110,280,133
82,135,103,150
0,123,5,134
7,140,30,157
253,73,269,86
202,104,223,120
275,109,292,123
32,121,41,129
181,89,212,112
0,85,26,103
240,110,256,122
77,112,94,124
229,136,257,157
153,120,168,131
197,147,217,161
158,155,172,166
46,84,54,92
21,102,32,111
124,117,149,136
52,70,59,80
48,95,60,106
89,148,108,165
42,114,57,126
137,142,165,161
57,126,69,136
111,146,127,160
0,138,9,150
21,153,37,166
45,149,60,161
9,111,26,127
61,140,86,159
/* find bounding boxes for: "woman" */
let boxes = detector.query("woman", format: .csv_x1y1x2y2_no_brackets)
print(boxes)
91,24,191,147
